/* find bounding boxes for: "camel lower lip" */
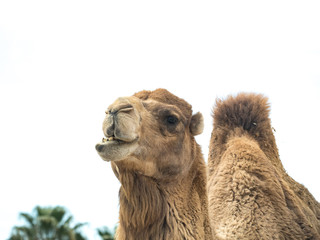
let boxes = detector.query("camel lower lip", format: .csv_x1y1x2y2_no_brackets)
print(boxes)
95,141,122,153
96,137,139,152
98,140,124,148
95,137,139,162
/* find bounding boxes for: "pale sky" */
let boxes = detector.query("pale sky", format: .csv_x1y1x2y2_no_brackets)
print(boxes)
0,1,320,239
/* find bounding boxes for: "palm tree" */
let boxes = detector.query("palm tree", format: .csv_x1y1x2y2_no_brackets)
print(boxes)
8,206,87,240
97,226,115,240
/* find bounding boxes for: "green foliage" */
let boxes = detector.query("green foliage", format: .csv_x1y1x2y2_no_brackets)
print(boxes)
97,226,116,240
8,206,87,240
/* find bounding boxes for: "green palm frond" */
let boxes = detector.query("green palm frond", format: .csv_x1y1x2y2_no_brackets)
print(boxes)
35,205,52,217
51,206,67,223
14,226,35,239
19,213,35,227
38,215,57,236
72,222,87,231
9,206,88,240
63,216,73,226
97,226,114,240
8,236,23,240
75,232,87,240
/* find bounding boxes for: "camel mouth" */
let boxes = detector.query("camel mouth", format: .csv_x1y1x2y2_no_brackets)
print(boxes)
96,136,129,151
100,136,138,145
95,135,139,162
102,136,124,144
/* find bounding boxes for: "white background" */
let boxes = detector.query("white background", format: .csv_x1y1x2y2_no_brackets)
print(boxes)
1,1,319,239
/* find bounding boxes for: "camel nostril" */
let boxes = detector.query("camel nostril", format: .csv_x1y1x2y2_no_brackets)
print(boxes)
110,104,133,115
118,105,134,113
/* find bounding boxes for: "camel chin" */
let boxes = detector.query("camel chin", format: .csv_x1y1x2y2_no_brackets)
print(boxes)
95,138,138,162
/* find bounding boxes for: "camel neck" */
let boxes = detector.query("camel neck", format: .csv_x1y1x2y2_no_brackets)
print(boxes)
116,165,209,240
117,170,171,239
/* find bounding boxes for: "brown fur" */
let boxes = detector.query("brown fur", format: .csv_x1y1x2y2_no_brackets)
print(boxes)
208,93,320,239
96,89,212,240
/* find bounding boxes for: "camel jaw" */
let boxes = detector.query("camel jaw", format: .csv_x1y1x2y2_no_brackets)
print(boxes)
95,137,139,162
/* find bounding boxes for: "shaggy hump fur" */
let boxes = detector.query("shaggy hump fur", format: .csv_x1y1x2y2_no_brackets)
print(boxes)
208,93,320,240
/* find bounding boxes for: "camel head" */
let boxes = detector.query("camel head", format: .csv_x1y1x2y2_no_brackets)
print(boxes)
95,89,204,180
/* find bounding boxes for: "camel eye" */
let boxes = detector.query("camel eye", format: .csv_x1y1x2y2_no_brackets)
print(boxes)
166,115,178,125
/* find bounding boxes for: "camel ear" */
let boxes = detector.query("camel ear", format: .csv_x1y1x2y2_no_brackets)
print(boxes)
190,112,204,136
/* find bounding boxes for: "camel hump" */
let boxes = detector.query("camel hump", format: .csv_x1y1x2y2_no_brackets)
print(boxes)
212,93,272,141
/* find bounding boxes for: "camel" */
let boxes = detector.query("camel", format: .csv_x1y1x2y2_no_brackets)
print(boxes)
95,89,212,240
207,93,320,239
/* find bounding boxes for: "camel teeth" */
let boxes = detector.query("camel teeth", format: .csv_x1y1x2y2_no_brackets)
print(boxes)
102,137,115,143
